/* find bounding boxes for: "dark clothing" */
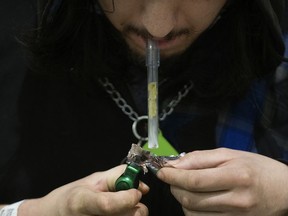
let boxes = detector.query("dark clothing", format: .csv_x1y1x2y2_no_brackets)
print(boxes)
0,1,288,215
0,0,36,173
0,62,287,215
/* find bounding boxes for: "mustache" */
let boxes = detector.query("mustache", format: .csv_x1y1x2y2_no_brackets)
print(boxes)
123,25,190,41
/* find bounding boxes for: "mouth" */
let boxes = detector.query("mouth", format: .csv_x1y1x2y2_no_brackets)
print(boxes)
151,37,179,49
125,33,189,57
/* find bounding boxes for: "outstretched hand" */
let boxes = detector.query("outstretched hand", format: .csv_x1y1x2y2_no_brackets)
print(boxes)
19,165,149,216
157,148,288,216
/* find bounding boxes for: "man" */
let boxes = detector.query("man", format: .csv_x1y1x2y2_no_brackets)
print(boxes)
1,0,288,215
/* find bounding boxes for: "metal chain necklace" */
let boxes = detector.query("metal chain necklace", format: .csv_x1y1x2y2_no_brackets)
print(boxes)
98,77,193,143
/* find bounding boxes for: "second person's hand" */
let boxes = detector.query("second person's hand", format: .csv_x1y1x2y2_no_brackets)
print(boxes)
18,165,149,216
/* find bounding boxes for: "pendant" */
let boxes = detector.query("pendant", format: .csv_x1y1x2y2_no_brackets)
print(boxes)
132,116,148,142
133,116,178,156
142,131,179,156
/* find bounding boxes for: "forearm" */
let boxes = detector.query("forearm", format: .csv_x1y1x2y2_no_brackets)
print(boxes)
18,199,42,216
0,200,42,216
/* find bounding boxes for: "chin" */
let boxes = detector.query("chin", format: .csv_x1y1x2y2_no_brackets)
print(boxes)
160,50,186,60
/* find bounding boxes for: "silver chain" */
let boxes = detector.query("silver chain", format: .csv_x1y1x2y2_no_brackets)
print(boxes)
99,77,193,141
99,77,193,121
159,82,193,121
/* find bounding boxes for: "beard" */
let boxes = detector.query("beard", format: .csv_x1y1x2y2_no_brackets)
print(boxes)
102,17,192,76
122,25,191,67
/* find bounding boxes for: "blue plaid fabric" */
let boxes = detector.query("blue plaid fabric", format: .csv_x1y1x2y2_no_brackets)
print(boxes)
216,75,288,160
216,34,288,160
216,79,267,152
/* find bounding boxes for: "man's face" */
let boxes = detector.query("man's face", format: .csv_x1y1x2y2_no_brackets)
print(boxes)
98,0,227,59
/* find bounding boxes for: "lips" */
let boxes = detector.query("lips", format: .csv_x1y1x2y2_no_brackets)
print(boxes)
124,30,193,59
153,37,178,49
127,33,182,51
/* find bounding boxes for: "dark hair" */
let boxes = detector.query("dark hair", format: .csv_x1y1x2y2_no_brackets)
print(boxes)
23,0,285,102
24,0,113,78
171,0,285,102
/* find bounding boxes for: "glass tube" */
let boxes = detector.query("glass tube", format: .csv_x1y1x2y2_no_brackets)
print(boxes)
146,39,160,149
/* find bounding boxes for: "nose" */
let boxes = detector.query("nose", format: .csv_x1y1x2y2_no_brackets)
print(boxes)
142,0,177,38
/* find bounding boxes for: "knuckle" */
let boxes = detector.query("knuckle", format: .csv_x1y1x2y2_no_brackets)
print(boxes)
169,186,189,206
216,147,231,155
237,167,254,187
186,173,203,189
66,189,86,213
178,194,191,209
138,204,149,216
189,178,201,189
229,187,257,212
97,195,113,212
234,195,257,212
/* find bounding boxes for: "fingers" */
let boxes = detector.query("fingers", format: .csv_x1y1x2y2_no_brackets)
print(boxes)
76,188,148,215
69,165,149,215
158,163,252,192
105,165,129,191
172,186,256,213
156,149,261,215
104,165,150,193
171,188,228,212
182,209,223,216
138,181,150,194
168,148,240,170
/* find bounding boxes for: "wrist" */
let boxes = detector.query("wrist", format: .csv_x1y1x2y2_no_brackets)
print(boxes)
18,199,43,216
0,200,24,216
0,205,7,209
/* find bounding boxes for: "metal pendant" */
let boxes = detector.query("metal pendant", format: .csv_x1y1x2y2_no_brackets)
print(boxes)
132,115,148,142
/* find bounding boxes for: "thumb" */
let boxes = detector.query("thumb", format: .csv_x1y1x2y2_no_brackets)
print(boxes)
106,165,150,194
106,165,128,191
167,148,237,169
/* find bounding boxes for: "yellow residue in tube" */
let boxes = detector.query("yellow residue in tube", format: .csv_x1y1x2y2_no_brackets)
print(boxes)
148,82,157,118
